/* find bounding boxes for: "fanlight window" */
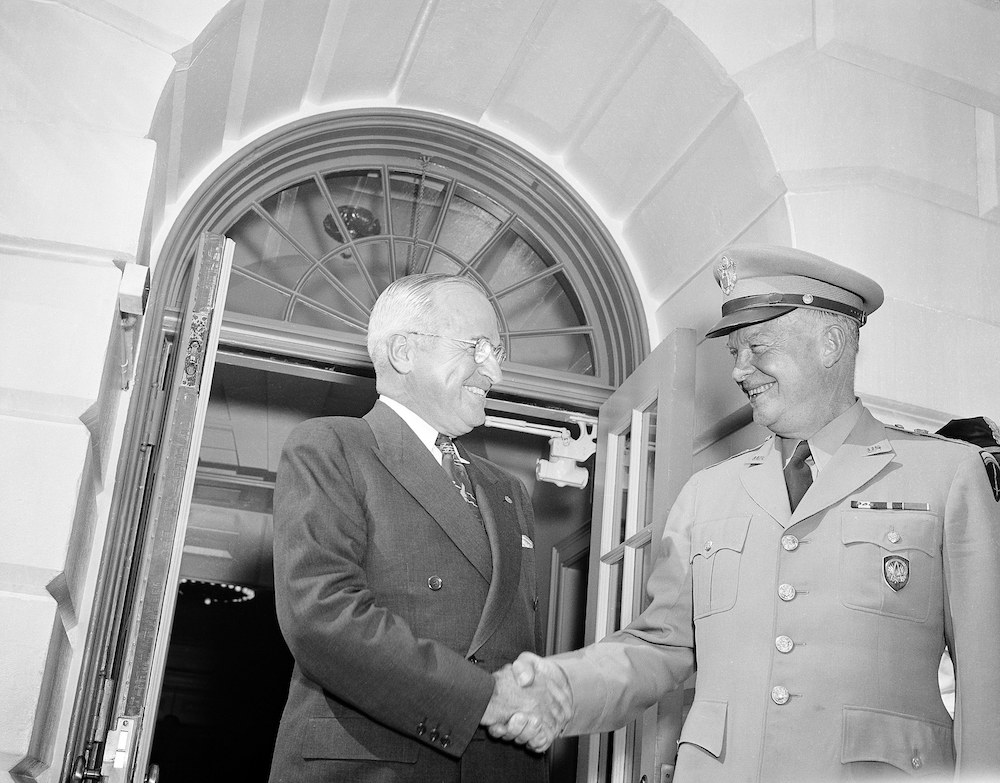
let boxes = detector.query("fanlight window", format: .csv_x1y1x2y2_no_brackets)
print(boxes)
224,166,596,376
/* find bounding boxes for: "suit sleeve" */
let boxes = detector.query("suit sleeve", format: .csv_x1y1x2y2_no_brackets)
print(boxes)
552,477,698,735
944,448,1000,776
272,420,494,756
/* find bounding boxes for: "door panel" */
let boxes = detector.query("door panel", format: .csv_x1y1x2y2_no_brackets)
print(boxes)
580,329,695,783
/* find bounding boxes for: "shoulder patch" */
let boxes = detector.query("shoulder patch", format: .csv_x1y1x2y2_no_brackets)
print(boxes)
982,451,1000,502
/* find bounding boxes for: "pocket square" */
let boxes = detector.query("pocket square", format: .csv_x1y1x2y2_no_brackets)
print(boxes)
521,535,533,549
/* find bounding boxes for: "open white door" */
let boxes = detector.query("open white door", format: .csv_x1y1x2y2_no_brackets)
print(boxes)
578,328,696,783
68,232,234,783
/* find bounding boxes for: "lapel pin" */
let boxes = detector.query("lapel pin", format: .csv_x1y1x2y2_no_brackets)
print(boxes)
504,495,513,504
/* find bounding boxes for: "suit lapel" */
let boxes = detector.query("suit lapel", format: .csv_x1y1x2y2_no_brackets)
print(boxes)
465,458,522,656
792,408,894,524
740,438,791,527
365,403,493,582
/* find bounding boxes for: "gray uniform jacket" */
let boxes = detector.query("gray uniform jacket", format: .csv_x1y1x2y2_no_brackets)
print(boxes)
554,405,1000,781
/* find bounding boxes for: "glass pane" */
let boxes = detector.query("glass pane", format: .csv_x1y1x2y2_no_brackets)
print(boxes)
507,333,594,375
636,540,654,615
392,240,430,276
613,431,630,547
227,210,313,283
355,239,393,295
388,171,446,242
500,270,585,330
606,559,623,634
640,399,657,533
437,184,507,258
226,274,291,320
425,249,465,276
289,299,366,335
321,170,386,248
476,224,553,292
261,180,340,261
299,268,368,326
600,731,614,783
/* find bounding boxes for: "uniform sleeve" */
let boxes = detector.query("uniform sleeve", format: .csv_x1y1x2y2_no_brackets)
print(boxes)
272,421,494,756
943,448,1000,776
552,477,698,735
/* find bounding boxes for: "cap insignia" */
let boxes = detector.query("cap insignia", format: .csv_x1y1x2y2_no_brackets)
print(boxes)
718,255,737,295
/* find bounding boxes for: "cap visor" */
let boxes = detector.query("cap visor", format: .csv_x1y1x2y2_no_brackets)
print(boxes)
705,306,796,338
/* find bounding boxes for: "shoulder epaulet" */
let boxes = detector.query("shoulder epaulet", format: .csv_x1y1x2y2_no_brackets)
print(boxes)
885,423,960,443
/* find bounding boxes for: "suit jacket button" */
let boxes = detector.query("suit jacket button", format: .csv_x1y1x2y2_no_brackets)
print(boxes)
468,655,479,664
416,721,426,736
429,728,439,742
428,576,443,590
532,597,539,611
440,734,451,748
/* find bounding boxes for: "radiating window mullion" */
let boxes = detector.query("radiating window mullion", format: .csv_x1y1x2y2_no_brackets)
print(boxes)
492,264,566,298
313,172,380,303
231,267,368,331
382,164,401,283
465,212,518,273
248,204,373,319
416,177,459,275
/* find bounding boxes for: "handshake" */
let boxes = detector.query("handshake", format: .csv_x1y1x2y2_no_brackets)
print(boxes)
480,652,574,752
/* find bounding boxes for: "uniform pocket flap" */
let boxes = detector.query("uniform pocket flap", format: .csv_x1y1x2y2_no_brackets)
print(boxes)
302,717,419,762
690,517,752,563
678,699,728,758
842,706,953,773
841,512,939,556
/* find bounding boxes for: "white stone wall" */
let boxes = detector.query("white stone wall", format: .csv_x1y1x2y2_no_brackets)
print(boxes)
0,0,176,778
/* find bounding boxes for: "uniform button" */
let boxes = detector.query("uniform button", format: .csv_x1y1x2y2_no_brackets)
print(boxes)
771,686,790,705
778,583,797,601
781,535,799,551
704,540,713,552
429,728,439,742
887,529,901,544
911,755,922,769
428,576,443,590
441,734,451,748
775,635,795,653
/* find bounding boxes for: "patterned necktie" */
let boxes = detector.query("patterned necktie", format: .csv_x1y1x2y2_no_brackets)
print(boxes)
784,440,813,512
435,434,479,507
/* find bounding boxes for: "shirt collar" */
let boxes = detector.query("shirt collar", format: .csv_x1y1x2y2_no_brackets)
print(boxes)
779,398,864,474
379,395,441,461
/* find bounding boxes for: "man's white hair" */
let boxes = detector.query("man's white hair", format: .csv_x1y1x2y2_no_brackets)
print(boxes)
366,273,492,373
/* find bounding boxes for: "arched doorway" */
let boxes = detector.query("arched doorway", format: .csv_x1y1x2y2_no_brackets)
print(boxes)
66,109,647,782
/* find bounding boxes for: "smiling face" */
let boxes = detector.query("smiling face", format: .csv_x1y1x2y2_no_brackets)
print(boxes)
726,311,851,439
398,282,502,437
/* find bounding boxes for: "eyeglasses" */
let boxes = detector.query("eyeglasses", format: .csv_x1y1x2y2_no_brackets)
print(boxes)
408,331,507,365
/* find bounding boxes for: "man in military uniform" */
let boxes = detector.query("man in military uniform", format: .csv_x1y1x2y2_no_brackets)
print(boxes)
488,245,1000,781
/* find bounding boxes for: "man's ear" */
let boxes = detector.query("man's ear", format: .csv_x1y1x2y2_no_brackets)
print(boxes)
821,324,848,368
386,333,413,374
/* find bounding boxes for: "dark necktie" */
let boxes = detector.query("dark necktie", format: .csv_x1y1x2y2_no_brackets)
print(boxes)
435,434,479,508
784,440,813,512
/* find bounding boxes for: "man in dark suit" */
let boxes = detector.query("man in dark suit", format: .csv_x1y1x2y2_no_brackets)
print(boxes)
268,273,566,782
493,246,1000,780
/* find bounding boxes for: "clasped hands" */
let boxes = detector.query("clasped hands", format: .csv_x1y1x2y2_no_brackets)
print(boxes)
480,652,572,752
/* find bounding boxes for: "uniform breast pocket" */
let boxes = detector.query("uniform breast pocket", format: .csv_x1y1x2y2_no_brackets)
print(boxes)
690,516,751,619
840,511,941,622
